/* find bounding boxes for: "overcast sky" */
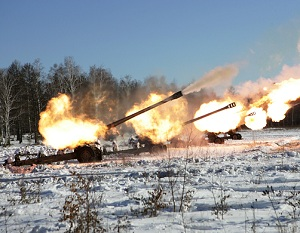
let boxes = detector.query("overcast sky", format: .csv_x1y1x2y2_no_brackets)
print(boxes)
1,0,300,88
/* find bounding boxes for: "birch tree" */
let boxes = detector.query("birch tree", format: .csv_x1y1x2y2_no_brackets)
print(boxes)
63,56,83,98
86,66,118,123
48,63,67,96
118,75,141,116
0,62,21,145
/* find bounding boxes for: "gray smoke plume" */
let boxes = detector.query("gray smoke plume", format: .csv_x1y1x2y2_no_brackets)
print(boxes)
182,64,239,95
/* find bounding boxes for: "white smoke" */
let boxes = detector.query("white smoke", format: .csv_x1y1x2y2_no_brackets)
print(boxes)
274,64,300,83
182,64,239,95
235,64,300,105
235,78,274,102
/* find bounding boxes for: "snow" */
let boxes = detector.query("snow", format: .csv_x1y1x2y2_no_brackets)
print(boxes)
1,128,300,232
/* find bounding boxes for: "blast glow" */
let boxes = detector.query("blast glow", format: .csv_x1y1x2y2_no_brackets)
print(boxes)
242,76,300,128
39,94,107,149
266,78,300,121
125,93,187,143
245,107,267,130
193,99,243,133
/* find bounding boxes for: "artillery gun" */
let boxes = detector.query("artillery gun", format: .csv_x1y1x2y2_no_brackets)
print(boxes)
3,93,238,166
170,102,239,146
206,130,242,144
3,91,183,166
205,111,256,144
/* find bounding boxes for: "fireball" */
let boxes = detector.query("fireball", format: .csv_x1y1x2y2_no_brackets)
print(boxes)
267,102,290,122
250,77,300,123
125,93,188,143
266,78,300,121
39,94,107,149
245,107,267,130
193,99,244,133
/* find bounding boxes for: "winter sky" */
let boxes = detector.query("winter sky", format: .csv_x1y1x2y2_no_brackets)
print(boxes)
1,0,300,87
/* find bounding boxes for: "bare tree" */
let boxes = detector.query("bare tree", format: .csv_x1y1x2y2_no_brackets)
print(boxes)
32,59,43,115
21,60,44,143
0,62,22,145
118,75,141,111
85,66,118,123
117,75,141,133
48,63,66,95
63,56,83,98
143,75,177,95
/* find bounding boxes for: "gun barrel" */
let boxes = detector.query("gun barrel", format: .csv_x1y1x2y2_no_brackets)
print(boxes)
183,102,236,126
106,91,183,129
247,112,256,116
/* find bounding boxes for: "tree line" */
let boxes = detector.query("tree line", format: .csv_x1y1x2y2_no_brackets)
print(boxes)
1,57,299,146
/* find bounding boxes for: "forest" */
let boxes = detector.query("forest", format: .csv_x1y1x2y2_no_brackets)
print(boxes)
1,56,300,146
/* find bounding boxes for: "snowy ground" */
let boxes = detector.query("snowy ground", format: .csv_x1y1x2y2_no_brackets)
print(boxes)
1,128,300,233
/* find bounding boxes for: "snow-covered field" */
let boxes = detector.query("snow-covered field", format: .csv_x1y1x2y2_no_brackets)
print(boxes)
1,128,300,233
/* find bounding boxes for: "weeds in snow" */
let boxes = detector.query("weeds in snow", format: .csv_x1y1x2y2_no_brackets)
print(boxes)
164,150,195,213
60,171,132,232
262,185,300,233
112,215,131,233
209,175,230,220
8,178,42,205
131,184,167,217
0,206,14,233
211,187,230,220
60,172,106,233
284,186,300,220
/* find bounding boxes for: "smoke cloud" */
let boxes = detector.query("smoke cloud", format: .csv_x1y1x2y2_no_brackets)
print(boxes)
235,64,300,106
274,64,300,83
182,64,239,95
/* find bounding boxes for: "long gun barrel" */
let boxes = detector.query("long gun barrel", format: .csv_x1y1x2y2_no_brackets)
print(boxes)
106,91,183,129
183,102,236,126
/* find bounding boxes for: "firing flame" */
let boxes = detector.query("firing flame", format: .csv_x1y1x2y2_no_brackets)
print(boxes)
266,78,300,121
189,65,300,131
39,94,107,149
125,93,187,143
245,107,267,130
193,99,244,133
249,77,300,123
